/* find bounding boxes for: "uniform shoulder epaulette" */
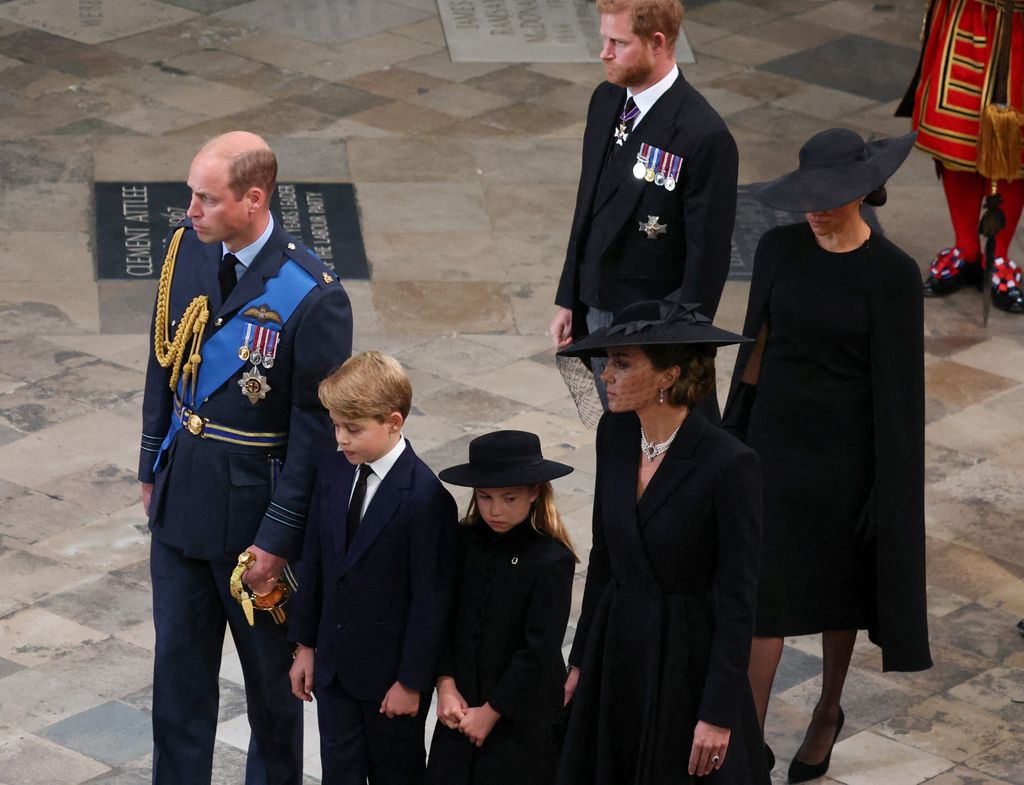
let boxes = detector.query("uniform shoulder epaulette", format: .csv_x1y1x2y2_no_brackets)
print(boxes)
282,237,339,289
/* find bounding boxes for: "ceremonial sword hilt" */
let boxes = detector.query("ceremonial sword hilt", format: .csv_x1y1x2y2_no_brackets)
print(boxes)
229,551,293,626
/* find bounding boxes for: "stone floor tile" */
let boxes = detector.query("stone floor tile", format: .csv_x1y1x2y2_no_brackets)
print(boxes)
288,81,391,118
828,730,954,785
29,507,149,573
965,737,1024,785
401,50,510,83
0,0,195,46
468,137,583,185
0,231,93,283
95,65,269,118
977,580,1024,618
772,83,878,123
389,15,445,47
949,337,1024,383
39,575,151,636
925,539,1023,602
346,100,457,135
416,383,527,429
464,359,567,408
0,381,97,433
357,181,488,233
395,334,518,379
217,0,431,45
81,767,150,785
926,493,1024,571
157,47,263,81
0,28,142,78
924,443,983,486
0,489,100,544
464,66,571,103
923,766,1018,785
47,463,140,517
697,32,797,66
347,136,476,183
925,361,1020,411
0,607,105,666
366,231,497,282
0,657,23,680
875,694,1021,764
686,0,781,33
418,432,477,477
0,669,106,732
0,543,96,606
491,410,594,455
372,281,506,335
0,182,92,232
405,80,513,120
773,645,823,693
947,667,1024,724
36,637,152,701
926,387,1024,459
35,359,145,409
342,67,451,101
474,102,577,135
777,666,919,729
482,183,577,235
39,701,151,767
0,732,110,784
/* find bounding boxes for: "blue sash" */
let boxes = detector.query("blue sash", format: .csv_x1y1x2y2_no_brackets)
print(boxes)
155,259,316,470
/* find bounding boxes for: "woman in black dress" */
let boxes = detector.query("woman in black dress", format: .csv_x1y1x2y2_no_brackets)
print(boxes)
426,430,577,785
724,129,932,783
556,298,769,785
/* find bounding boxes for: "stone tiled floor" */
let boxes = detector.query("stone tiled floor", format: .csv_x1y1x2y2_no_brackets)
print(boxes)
1,0,1023,783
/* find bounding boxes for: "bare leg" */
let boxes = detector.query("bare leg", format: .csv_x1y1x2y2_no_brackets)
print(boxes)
794,629,856,764
748,636,784,731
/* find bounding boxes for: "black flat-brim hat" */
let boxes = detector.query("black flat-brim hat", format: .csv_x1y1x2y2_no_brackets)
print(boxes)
439,430,573,488
750,129,916,213
557,295,750,360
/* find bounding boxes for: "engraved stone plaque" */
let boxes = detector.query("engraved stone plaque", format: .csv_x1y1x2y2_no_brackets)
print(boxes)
95,182,369,281
437,0,694,63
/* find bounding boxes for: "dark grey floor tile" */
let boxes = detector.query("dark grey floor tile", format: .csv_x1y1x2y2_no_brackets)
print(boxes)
758,34,918,102
773,644,822,693
39,701,152,767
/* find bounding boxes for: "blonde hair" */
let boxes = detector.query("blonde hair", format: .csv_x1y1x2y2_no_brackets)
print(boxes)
465,482,578,561
318,351,412,421
596,0,683,45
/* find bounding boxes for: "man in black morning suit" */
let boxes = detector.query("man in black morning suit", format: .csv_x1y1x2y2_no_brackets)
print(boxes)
137,131,352,785
550,0,738,414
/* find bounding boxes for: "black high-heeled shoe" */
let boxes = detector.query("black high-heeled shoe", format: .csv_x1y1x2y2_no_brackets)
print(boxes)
765,743,775,771
787,708,845,784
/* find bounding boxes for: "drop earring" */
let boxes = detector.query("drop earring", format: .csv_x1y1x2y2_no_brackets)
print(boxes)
657,388,665,404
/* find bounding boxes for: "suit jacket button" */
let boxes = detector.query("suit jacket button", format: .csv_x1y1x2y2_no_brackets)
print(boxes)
215,317,223,326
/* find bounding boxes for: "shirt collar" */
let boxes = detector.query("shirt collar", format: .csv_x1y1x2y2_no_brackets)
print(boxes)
627,65,678,117
366,435,406,482
223,213,274,270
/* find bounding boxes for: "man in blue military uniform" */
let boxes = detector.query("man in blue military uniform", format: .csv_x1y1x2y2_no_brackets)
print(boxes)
138,131,353,785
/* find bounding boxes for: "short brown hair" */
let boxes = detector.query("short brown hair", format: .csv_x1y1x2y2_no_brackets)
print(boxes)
227,148,277,200
596,0,683,45
318,351,413,422
641,343,716,407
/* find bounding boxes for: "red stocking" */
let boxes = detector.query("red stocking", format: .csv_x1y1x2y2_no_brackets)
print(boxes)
941,168,986,261
994,178,1024,260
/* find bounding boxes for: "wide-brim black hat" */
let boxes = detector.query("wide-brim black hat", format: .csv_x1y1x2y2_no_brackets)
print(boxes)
557,294,750,360
750,129,916,213
439,430,573,487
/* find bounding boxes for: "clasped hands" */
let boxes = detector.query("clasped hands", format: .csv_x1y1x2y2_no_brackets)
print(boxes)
436,677,500,747
563,666,730,777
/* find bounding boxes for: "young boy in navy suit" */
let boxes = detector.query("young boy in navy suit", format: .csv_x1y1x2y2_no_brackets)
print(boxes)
289,351,457,785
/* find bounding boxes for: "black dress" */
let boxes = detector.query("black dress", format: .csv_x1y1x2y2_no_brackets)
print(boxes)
556,410,769,785
724,223,932,671
426,519,574,785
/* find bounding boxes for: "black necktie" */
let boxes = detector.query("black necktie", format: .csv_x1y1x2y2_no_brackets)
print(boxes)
346,464,374,547
219,253,239,303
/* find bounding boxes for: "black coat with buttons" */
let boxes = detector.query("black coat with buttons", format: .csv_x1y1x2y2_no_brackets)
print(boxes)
426,519,575,785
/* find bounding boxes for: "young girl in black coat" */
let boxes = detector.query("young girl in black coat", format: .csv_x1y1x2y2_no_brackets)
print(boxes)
425,430,577,785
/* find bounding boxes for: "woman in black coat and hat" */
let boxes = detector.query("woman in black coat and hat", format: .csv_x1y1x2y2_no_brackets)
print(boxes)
426,431,577,785
555,298,770,785
724,128,932,783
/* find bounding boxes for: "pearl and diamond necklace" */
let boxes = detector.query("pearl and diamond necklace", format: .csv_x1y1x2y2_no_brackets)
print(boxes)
640,424,681,462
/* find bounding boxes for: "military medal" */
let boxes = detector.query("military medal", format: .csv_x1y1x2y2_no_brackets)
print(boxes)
239,367,271,404
249,350,263,367
664,152,684,192
238,323,254,361
614,97,641,146
634,143,652,179
639,215,667,240
251,325,279,371
653,148,666,186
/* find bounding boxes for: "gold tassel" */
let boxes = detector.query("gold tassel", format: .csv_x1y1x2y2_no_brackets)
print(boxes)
977,103,1024,182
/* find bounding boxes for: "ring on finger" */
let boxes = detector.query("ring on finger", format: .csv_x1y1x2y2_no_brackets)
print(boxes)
711,754,721,765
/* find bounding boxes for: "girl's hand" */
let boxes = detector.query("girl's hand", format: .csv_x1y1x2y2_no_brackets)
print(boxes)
435,677,468,729
688,720,731,777
379,681,420,718
459,703,500,747
563,666,580,706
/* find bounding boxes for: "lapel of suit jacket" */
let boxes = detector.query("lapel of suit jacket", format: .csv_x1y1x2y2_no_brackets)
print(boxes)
589,69,688,255
216,223,287,321
327,457,357,566
340,443,415,574
602,414,659,585
636,407,706,526
185,234,224,312
578,84,626,225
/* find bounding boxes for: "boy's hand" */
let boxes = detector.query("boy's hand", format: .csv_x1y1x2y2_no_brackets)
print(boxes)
435,676,468,729
289,645,315,702
563,665,580,706
380,681,420,718
459,703,500,747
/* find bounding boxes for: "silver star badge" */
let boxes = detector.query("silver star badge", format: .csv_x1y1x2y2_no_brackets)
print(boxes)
614,123,629,146
639,215,667,240
238,367,271,404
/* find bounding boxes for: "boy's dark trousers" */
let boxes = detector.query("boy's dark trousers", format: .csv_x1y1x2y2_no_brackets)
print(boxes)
315,675,429,785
